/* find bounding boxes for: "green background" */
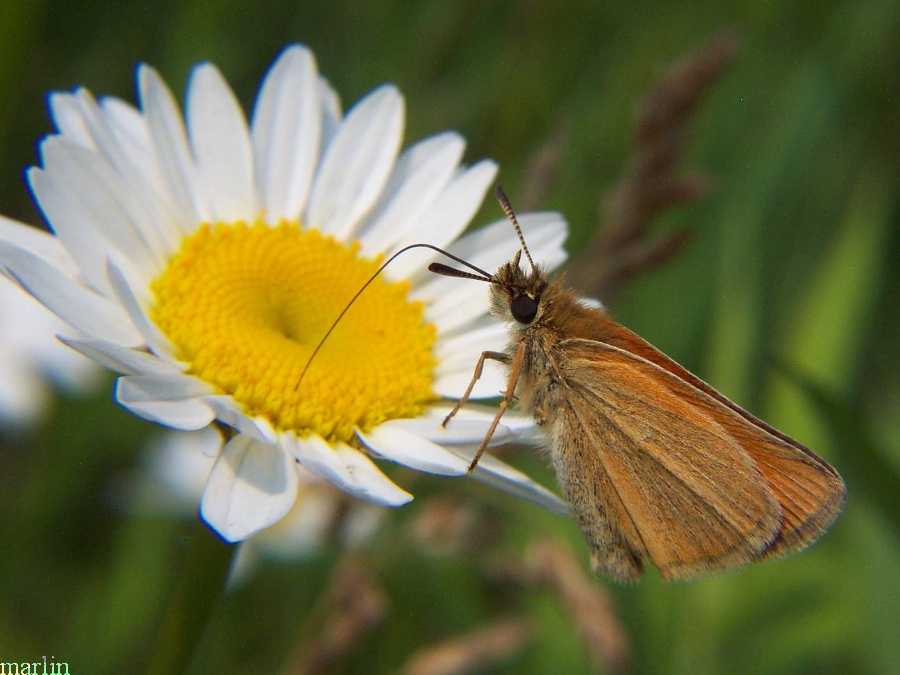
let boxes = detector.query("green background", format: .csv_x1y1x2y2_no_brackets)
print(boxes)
0,1,897,673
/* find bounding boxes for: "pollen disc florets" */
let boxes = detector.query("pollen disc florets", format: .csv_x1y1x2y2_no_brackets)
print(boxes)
151,220,437,443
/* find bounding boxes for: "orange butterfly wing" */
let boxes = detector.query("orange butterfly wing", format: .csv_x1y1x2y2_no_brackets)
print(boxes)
547,336,844,582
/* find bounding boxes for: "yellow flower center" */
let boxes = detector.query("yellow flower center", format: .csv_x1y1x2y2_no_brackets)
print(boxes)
150,220,437,443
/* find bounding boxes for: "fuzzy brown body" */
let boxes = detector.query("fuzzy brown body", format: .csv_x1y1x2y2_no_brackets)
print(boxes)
486,256,846,583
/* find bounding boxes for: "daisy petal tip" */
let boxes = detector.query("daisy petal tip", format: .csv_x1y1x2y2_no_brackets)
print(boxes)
372,82,402,101
279,43,314,63
464,453,570,517
199,506,242,544
362,491,413,509
335,444,414,506
115,374,217,430
136,63,167,97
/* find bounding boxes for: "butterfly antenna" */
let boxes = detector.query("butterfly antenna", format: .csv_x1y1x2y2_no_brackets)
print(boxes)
495,185,535,272
295,243,492,391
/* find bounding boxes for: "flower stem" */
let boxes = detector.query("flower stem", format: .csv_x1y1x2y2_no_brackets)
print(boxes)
145,522,234,675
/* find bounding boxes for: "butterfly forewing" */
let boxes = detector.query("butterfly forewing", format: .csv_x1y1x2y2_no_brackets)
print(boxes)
591,324,847,559
552,338,785,581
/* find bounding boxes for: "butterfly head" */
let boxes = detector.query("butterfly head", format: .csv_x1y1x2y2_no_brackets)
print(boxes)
426,185,551,327
490,250,549,326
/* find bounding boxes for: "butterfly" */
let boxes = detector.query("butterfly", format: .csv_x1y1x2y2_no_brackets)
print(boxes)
430,186,846,582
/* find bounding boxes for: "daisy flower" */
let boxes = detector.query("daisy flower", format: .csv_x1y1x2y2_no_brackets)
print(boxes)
0,44,570,542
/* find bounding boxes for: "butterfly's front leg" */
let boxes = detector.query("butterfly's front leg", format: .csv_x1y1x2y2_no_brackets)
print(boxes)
441,350,511,428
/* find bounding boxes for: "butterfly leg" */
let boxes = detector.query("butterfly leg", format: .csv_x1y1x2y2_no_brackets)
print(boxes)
466,340,526,472
441,350,511,428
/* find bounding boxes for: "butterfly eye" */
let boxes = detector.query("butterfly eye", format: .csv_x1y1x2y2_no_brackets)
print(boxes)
510,294,538,323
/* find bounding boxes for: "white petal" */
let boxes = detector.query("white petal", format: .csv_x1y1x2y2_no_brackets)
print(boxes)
116,373,216,429
383,159,497,280
203,395,278,444
48,92,93,147
434,323,509,375
432,359,507,400
413,160,498,249
68,90,176,261
423,402,536,435
106,258,178,361
334,444,412,506
100,97,151,150
357,132,465,254
377,416,515,446
0,216,78,278
306,85,403,240
317,77,342,150
139,65,210,227
38,137,162,276
421,403,548,451
251,45,321,223
0,244,141,346
287,435,413,507
69,89,132,161
467,452,569,516
287,433,359,492
200,436,299,542
187,63,257,223
357,425,470,476
29,163,117,296
65,88,127,161
99,97,183,254
59,336,183,375
420,278,493,338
